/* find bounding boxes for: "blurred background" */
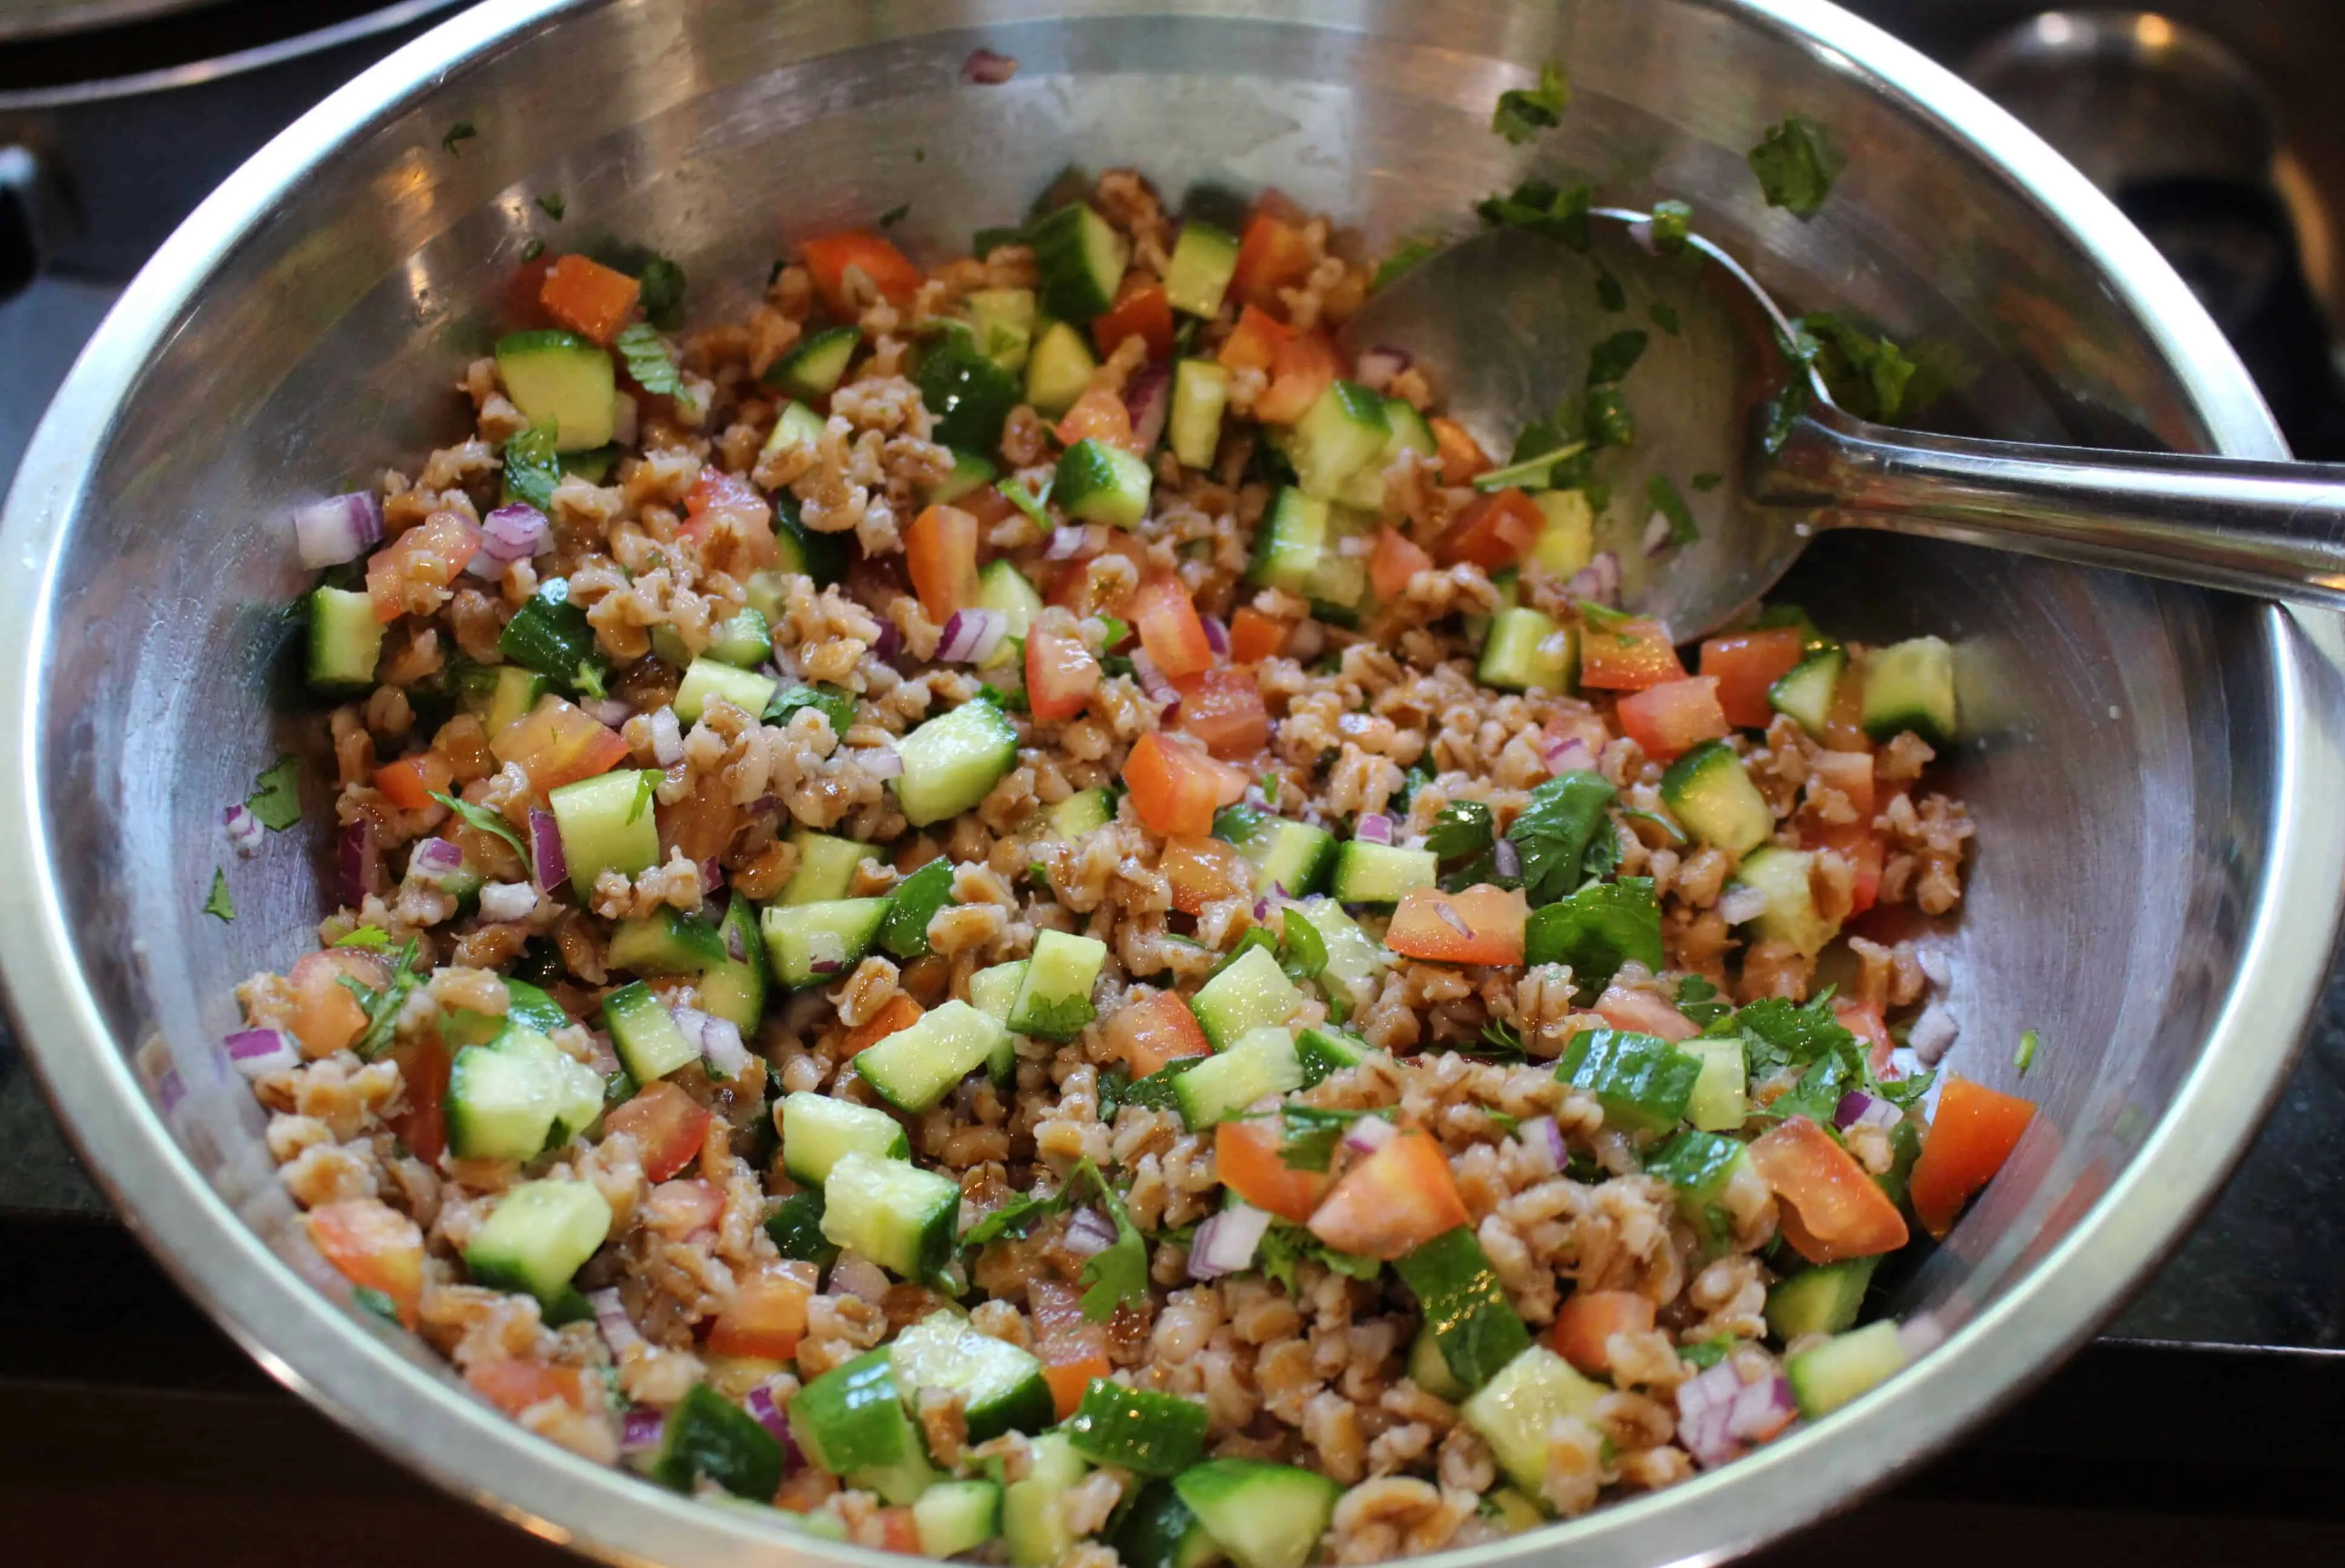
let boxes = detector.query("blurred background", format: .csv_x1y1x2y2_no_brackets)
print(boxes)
4,1,2343,1562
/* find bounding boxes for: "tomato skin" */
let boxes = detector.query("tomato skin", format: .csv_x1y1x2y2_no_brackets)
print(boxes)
1385,885,1528,966
286,948,387,1057
1122,733,1234,836
1436,488,1543,571
1131,574,1215,679
489,695,631,795
1747,1117,1911,1264
1577,617,1687,691
307,1197,425,1328
367,514,480,622
905,503,983,626
1216,1119,1333,1223
1027,1279,1113,1418
1910,1076,2037,1238
386,1035,450,1163
1810,821,1884,915
843,994,924,1057
1026,624,1102,723
1252,332,1343,425
1592,983,1698,1042
1173,668,1270,759
375,750,455,812
538,254,641,345
1700,629,1808,729
1369,526,1434,601
1092,279,1175,362
1161,835,1252,915
706,1259,818,1360
1429,417,1490,485
1308,1131,1470,1260
1217,305,1295,374
800,230,922,316
1550,1289,1656,1375
1103,990,1211,1078
1230,212,1317,310
1227,606,1290,664
467,1358,589,1416
1055,384,1139,452
1614,676,1733,763
605,1079,714,1182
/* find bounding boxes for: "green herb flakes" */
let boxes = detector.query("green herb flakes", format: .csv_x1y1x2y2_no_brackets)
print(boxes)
203,868,236,922
1491,60,1571,145
1748,114,1845,219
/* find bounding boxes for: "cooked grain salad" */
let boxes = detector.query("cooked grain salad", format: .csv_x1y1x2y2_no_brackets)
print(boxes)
225,159,2038,1565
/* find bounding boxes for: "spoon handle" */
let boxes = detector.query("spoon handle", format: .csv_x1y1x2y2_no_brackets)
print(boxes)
1760,406,2345,609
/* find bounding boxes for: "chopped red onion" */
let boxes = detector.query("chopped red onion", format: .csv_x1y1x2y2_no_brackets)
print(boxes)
1717,884,1771,925
1833,1091,1874,1131
1128,646,1179,712
1918,947,1953,990
1201,615,1230,657
1908,1002,1959,1065
338,819,380,908
1519,1114,1565,1173
479,881,537,922
1491,838,1522,879
1435,901,1473,938
529,808,566,892
1342,1116,1396,1154
155,1067,186,1116
583,696,632,728
937,607,1010,664
699,857,725,895
725,919,749,964
649,706,683,766
673,1005,752,1079
620,1405,665,1455
1563,551,1623,607
408,836,471,893
1187,1203,1272,1280
1355,813,1394,845
1675,1360,1748,1468
292,491,383,568
1725,1374,1798,1444
588,1286,645,1357
1046,525,1092,561
963,46,1018,84
1642,511,1676,558
871,620,902,663
224,802,264,858
580,1031,622,1077
480,503,549,563
225,1028,299,1079
745,1381,793,1447
1063,1206,1120,1259
830,1253,891,1305
1542,735,1597,776
859,742,904,780
1354,346,1414,386
1125,365,1171,453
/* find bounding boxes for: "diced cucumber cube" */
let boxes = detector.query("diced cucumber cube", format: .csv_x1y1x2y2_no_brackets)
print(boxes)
652,1383,784,1501
791,1347,935,1500
1296,1026,1369,1087
781,826,877,906
606,905,726,976
1766,1257,1880,1341
1004,1432,1091,1568
758,397,828,462
892,699,1019,827
1029,202,1130,323
446,1044,562,1161
1683,1036,1748,1132
674,656,777,723
1006,930,1107,1040
465,1177,612,1304
1064,1378,1209,1475
548,770,660,896
602,980,700,1083
306,587,383,693
1024,320,1098,418
1170,359,1230,470
1114,1480,1220,1568
1325,841,1437,907
1164,220,1241,318
764,323,861,403
967,287,1037,371
890,1309,1055,1444
704,606,773,668
1186,945,1305,1051
780,1090,912,1186
1658,740,1773,855
1730,845,1837,958
496,329,615,451
818,1150,961,1282
1049,788,1115,840
1055,438,1153,527
1173,1458,1341,1568
1216,806,1335,898
697,893,769,1034
1786,1320,1906,1417
976,559,1043,668
1862,635,1958,747
877,857,957,960
1460,1346,1604,1494
1477,606,1577,694
1530,489,1596,577
967,961,1027,1024
915,1478,1003,1558
854,999,1006,1114
1292,897,1386,1025
1172,1025,1303,1130
1768,645,1847,738
1287,381,1391,501
760,898,891,989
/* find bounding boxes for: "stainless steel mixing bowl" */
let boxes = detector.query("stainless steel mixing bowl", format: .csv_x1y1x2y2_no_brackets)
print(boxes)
4,1,2343,1563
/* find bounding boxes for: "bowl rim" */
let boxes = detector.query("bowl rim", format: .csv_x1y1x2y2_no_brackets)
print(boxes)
3,1,2341,1564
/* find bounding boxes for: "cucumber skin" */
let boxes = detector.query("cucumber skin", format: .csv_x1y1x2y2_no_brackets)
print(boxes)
1172,1459,1342,1568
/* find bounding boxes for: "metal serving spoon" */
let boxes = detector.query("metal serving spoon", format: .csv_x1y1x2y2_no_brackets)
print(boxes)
1344,210,2345,639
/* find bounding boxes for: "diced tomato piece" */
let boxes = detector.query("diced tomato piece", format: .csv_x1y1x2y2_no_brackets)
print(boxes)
366,514,479,623
1028,1279,1112,1417
1123,732,1234,837
1811,821,1884,916
1227,606,1290,664
1834,999,1894,1075
1173,668,1270,759
537,254,641,345
1370,526,1434,601
1161,835,1252,915
466,1357,589,1417
1436,488,1543,571
1132,573,1215,679
605,1079,714,1182
1230,212,1317,311
877,1507,923,1556
285,948,387,1057
800,230,923,317
906,503,982,625
1577,617,1687,691
1216,305,1295,374
643,1178,726,1238
1747,1117,1911,1264
307,1197,425,1328
1823,661,1871,753
685,468,768,528
1806,749,1877,819
1055,383,1139,453
1216,1118,1333,1224
1092,278,1176,362
707,1259,819,1360
844,994,924,1057
1252,332,1343,425
1385,885,1528,967
489,695,631,795
374,750,455,812
1430,417,1490,485
1040,1352,1110,1420
1593,983,1699,1042
1308,1131,1470,1260
385,1036,449,1163
1700,629,1808,729
1614,676,1732,763
1103,990,1212,1079
1911,1076,2038,1239
1550,1289,1656,1375
436,713,497,782
1026,624,1102,724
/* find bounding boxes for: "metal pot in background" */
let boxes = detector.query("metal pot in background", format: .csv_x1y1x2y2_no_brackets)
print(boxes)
3,2,2343,1566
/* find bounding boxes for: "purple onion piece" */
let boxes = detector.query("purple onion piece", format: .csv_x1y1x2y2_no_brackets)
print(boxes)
528,809,566,892
698,856,725,894
338,818,380,909
745,1381,792,1446
725,922,749,964
292,491,383,569
1491,837,1522,879
1125,364,1172,454
1201,615,1230,657
1355,813,1393,845
1725,1374,1799,1443
829,1253,891,1305
583,696,632,728
1833,1090,1875,1131
620,1406,665,1455
155,1068,186,1116
224,802,264,858
938,607,1010,664
1543,736,1597,776
962,46,1018,84
1046,525,1091,561
225,1028,300,1080
1342,1116,1396,1154
1063,1206,1120,1259
871,620,902,663
589,1287,645,1357
1187,1204,1272,1280
481,503,550,563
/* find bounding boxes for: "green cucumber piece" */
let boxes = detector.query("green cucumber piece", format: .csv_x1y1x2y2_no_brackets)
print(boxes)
976,558,1043,668
817,1150,960,1282
1003,1432,1090,1568
1292,897,1385,1024
499,578,596,687
1024,320,1098,418
607,905,726,977
780,827,876,906
765,323,861,403
759,398,828,461
1730,845,1837,958
1645,1130,1757,1254
790,1347,937,1501
1769,645,1847,738
780,1090,912,1186
1658,740,1773,855
547,770,660,897
446,1044,562,1160
1164,220,1241,317
697,892,769,1034
1215,806,1335,898
932,448,1000,504
765,1189,838,1265
1005,930,1107,1040
1393,1228,1531,1394
1242,488,1370,620
1683,1035,1748,1133
1173,1460,1340,1568
496,329,615,452
878,858,957,960
1785,1320,1906,1417
1477,606,1577,694
1529,489,1597,577
1862,635,1958,747
464,1177,612,1303
1296,1026,1368,1088
1325,841,1437,907
892,1309,1055,1444
915,1478,1004,1557
305,587,383,693
1186,945,1305,1051
1170,358,1230,469
854,999,1007,1114
918,337,1022,454
1050,787,1114,839
1287,381,1391,501
1029,202,1130,323
477,666,550,734
1557,1028,1702,1136
1063,1378,1209,1475
704,606,773,669
760,898,891,989
1407,1325,1468,1401
602,980,700,1083
1055,438,1153,527
1459,1346,1605,1494
893,699,1020,827
967,960,1027,1025
967,287,1037,371
1766,1257,1880,1341
652,1382,784,1501
1172,1025,1303,1131
674,656,778,724
1115,1480,1221,1568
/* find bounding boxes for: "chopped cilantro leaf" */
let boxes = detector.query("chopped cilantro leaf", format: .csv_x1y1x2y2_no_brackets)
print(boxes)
1674,974,1733,1028
999,477,1052,528
334,925,393,951
1279,907,1327,985
635,254,686,331
1734,990,1856,1080
961,1188,1060,1248
1587,329,1649,387
521,238,545,263
1259,1221,1381,1294
573,660,608,701
441,122,477,157
1474,179,1591,250
973,683,1029,715
1794,312,1919,423
767,683,858,736
1748,114,1845,219
1462,1019,1526,1062
1095,614,1132,651
1691,471,1723,492
246,755,304,831
1491,60,1571,145
1681,1334,1736,1370
430,790,530,870
203,868,235,922
1426,799,1496,861
1648,473,1698,546
1278,1105,1375,1173
1506,770,1617,904
1594,266,1626,313
351,1286,404,1325
1372,236,1439,293
1066,1160,1148,1322
535,191,567,222
1649,301,1681,336
1209,927,1279,979
614,322,681,397
1016,993,1095,1040
337,938,424,1060
1523,877,1662,998
1121,1057,1206,1112
501,425,562,512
